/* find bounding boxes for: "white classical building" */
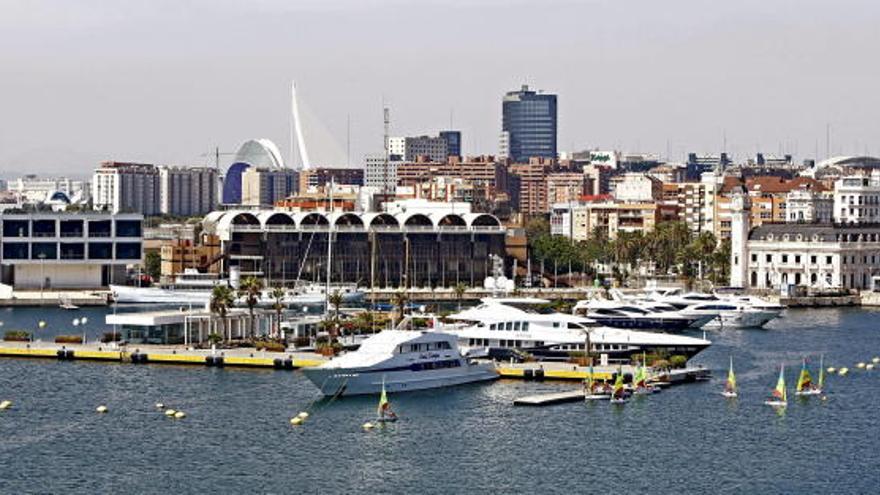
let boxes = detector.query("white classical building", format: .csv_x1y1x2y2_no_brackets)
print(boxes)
731,188,880,291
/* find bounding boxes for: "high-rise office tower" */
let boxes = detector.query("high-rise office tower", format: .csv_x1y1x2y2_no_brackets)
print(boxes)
500,85,557,162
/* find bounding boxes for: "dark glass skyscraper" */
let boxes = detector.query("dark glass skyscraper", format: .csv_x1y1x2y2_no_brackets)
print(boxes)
501,85,557,162
439,130,462,158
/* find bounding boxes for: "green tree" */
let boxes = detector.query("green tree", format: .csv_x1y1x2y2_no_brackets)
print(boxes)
328,290,344,340
144,251,161,280
453,282,468,311
270,286,286,338
237,276,263,340
210,285,235,342
391,291,408,329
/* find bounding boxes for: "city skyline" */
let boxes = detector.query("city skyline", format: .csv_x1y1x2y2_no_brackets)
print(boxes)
1,0,879,176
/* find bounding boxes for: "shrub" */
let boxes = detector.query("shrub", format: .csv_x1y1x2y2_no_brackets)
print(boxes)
100,332,121,343
669,355,688,369
3,330,31,342
55,335,84,344
207,333,223,345
652,359,670,370
254,340,285,352
290,336,310,348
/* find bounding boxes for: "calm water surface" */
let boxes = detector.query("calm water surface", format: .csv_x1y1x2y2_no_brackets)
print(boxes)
1,307,880,494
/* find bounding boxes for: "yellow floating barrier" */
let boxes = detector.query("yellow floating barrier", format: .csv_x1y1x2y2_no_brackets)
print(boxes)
75,351,124,361
96,405,108,413
0,347,59,358
146,353,206,364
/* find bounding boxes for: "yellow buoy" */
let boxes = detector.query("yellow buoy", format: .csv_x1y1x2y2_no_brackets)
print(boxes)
297,412,309,420
857,362,866,369
362,422,375,430
96,405,108,413
174,411,186,419
155,403,165,409
827,367,836,373
290,417,303,425
0,400,11,410
839,368,849,376
873,357,880,364
821,396,828,401
867,364,875,370
165,409,177,417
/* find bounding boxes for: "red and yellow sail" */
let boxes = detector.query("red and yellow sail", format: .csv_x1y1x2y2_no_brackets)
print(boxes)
772,364,787,402
796,359,812,393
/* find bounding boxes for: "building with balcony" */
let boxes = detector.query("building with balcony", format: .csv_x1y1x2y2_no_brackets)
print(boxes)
92,161,161,216
201,204,505,289
0,212,143,288
158,166,219,217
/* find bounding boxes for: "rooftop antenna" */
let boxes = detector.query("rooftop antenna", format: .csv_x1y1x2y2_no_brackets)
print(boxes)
291,81,311,170
383,106,391,195
346,113,351,168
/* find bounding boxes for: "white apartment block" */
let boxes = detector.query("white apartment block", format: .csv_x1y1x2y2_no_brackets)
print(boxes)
92,162,160,216
364,154,402,194
833,173,880,224
786,187,833,223
610,173,662,202
159,166,219,216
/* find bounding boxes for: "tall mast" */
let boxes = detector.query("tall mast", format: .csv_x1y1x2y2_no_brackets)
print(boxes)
325,177,334,312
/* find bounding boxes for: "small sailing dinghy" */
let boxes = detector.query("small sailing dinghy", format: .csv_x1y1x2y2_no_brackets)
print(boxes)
721,356,737,398
632,357,660,395
764,364,788,407
375,381,398,423
610,367,628,405
585,364,611,401
795,357,822,396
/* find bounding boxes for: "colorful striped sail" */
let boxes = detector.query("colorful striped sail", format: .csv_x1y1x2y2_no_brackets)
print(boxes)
378,382,390,415
612,367,625,399
772,364,787,402
725,356,737,394
634,365,647,388
796,358,813,393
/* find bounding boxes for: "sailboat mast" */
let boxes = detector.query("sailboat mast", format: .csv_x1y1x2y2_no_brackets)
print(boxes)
325,178,334,312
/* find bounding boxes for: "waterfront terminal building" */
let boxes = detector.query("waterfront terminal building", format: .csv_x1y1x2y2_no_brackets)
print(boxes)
0,212,143,289
202,204,506,288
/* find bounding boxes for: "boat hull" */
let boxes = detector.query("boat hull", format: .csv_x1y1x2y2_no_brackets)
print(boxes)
703,310,780,329
301,362,498,396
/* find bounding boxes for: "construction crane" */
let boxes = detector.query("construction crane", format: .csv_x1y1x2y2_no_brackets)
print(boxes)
199,147,236,171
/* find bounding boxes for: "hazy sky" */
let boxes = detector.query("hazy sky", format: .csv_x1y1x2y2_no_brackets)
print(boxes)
1,0,879,178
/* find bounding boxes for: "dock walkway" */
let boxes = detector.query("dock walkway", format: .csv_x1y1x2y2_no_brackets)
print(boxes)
0,342,326,370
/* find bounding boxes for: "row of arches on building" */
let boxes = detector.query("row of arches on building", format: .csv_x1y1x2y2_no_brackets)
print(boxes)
207,210,502,232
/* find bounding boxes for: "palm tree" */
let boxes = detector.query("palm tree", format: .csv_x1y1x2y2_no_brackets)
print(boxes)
238,276,263,340
453,282,467,311
270,286,286,338
328,290,344,340
390,291,408,329
210,285,235,343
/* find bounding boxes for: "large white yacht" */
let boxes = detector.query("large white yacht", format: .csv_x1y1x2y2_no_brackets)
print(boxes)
572,299,716,331
643,289,782,329
300,330,498,396
436,298,711,363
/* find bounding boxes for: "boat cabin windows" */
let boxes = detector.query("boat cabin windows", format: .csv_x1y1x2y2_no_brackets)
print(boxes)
489,321,529,331
399,341,452,353
467,338,490,346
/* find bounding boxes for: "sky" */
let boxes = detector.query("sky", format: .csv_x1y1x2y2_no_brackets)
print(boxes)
1,0,879,178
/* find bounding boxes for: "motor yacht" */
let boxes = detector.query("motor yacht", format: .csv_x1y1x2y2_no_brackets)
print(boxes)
643,289,782,329
300,330,498,396
436,298,711,363
572,299,715,331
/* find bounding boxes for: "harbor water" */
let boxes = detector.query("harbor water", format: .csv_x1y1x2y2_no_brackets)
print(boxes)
1,306,880,493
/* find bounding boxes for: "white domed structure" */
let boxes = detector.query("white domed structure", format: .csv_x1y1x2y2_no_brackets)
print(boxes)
232,139,285,169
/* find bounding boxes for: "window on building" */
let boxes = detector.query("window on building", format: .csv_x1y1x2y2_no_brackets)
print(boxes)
782,255,788,263
826,256,832,265
88,242,113,260
795,255,801,264
751,254,757,263
2,243,28,260
766,254,772,263
810,255,817,264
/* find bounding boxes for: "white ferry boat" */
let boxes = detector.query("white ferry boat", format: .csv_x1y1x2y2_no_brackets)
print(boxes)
301,330,498,396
